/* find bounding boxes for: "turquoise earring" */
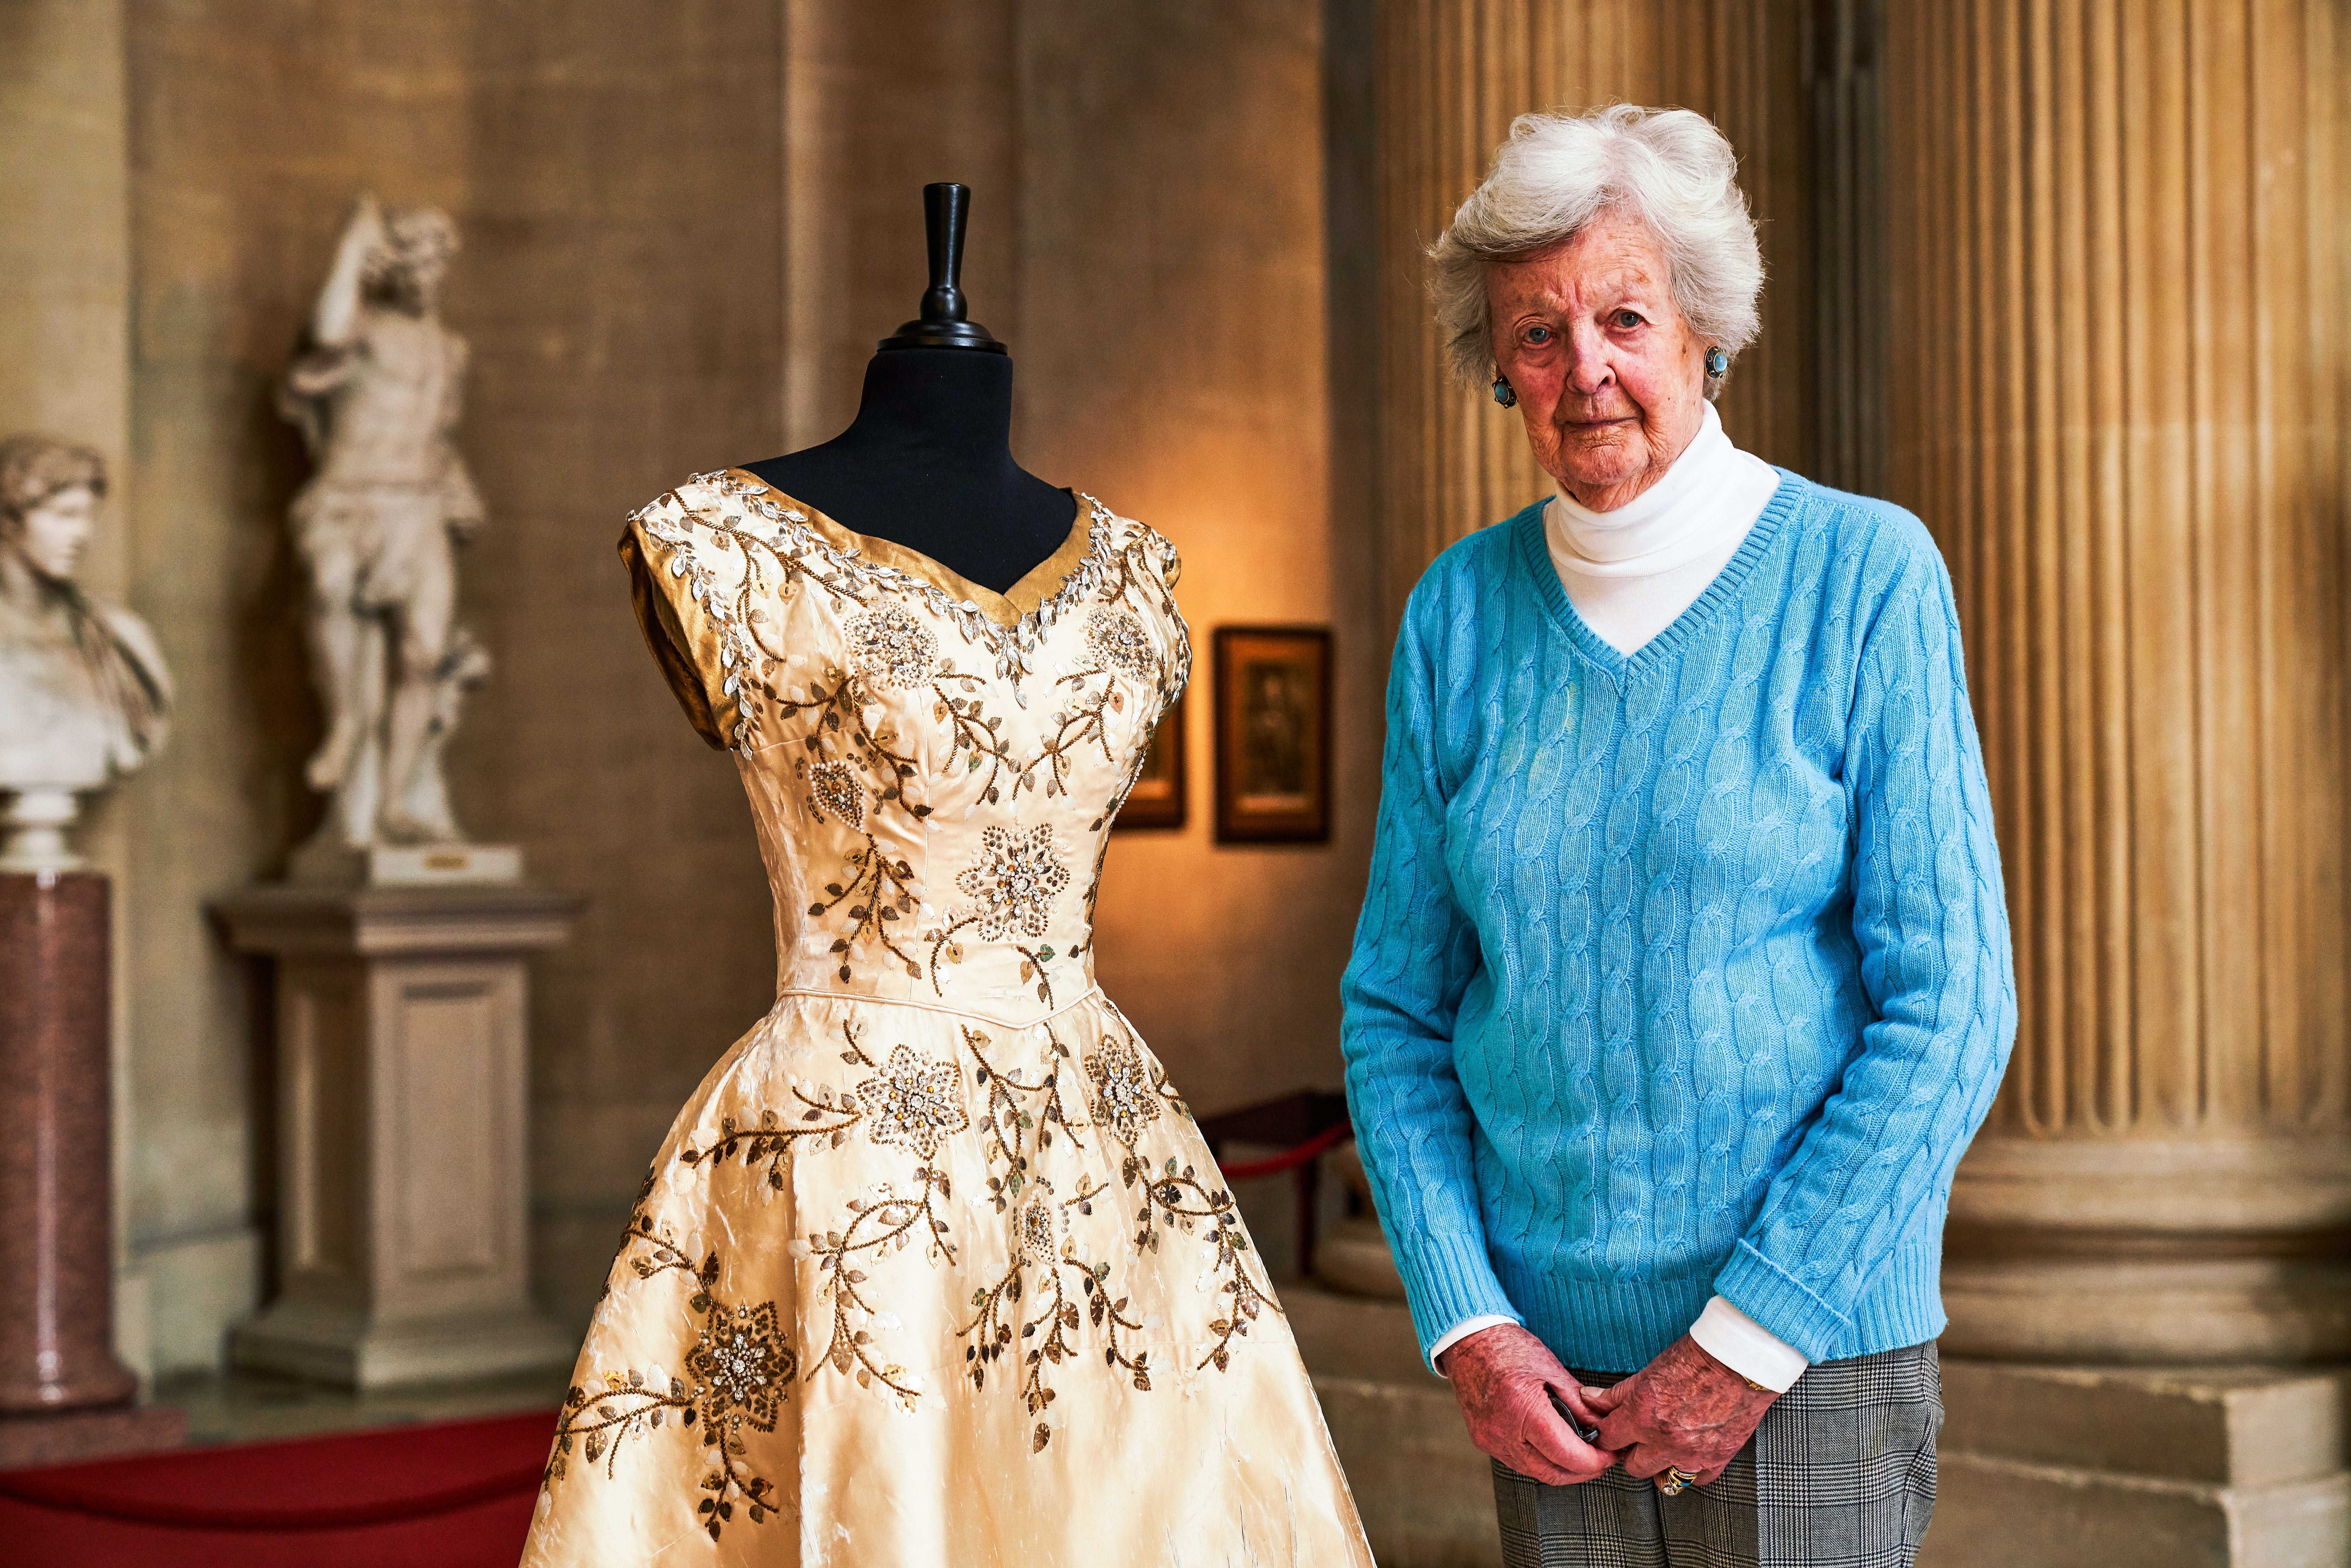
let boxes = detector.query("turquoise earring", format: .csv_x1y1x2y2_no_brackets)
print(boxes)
1704,346,1729,377
1491,375,1517,408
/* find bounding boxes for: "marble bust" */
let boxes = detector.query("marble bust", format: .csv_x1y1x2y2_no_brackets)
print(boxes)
0,436,172,872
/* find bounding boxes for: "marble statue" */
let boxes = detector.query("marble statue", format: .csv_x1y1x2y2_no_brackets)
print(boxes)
280,193,489,868
0,437,171,873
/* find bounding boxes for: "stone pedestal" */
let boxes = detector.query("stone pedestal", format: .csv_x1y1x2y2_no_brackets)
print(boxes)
0,873,141,1415
0,870,186,1470
211,882,582,1389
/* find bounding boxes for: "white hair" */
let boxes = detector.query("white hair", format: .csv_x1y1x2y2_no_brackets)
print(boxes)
1430,104,1763,396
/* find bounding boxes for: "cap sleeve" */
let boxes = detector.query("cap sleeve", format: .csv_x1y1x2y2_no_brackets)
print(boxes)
1120,518,1191,704
619,488,747,751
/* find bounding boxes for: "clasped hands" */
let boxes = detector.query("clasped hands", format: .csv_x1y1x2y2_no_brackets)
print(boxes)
1437,1323,1777,1489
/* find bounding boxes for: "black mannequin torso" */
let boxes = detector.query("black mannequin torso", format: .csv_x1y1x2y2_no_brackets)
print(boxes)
742,349,1074,595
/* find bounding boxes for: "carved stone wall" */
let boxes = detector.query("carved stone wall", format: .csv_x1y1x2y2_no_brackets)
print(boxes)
1013,0,1377,1134
781,2,1021,453
122,0,788,1370
0,0,145,1374
1887,0,2351,1360
2,0,1370,1375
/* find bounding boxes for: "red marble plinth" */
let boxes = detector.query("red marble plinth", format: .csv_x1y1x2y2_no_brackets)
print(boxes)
0,872,137,1415
0,1403,184,1470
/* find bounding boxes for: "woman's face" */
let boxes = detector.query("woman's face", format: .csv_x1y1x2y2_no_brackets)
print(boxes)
1486,209,1709,512
7,485,100,582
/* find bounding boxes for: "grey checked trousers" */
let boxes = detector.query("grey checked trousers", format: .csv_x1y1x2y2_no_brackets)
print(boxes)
1492,1342,1942,1568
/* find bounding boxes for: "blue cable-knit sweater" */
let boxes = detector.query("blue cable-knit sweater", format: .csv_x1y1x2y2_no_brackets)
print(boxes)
1339,472,2016,1373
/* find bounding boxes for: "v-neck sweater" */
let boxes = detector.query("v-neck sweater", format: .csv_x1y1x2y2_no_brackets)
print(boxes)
1340,473,2017,1371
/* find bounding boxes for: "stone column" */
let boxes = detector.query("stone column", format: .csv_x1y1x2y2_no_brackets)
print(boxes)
1885,0,2351,1366
1888,6,2351,1561
0,872,184,1467
1374,0,1816,624
0,873,135,1414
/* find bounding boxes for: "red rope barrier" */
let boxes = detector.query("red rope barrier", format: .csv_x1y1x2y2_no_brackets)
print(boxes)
1216,1121,1352,1181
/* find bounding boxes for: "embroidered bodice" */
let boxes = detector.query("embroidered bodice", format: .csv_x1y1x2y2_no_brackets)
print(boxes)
622,469,1189,1025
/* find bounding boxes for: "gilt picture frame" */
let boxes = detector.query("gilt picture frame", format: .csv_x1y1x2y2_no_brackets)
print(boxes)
1115,687,1188,831
1212,625,1332,845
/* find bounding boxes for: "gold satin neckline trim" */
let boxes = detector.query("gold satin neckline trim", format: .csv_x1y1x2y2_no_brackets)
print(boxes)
723,469,1094,630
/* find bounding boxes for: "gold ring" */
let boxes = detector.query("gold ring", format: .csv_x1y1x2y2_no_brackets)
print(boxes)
1657,1466,1697,1496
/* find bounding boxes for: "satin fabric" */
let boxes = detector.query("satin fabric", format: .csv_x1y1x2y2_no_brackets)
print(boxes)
520,470,1371,1567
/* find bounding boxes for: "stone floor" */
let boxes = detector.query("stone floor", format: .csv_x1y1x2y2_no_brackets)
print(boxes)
68,1295,2349,1566
94,1288,1495,1559
149,1363,571,1449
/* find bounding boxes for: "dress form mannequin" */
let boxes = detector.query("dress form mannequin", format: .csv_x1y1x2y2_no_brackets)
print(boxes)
743,184,1073,594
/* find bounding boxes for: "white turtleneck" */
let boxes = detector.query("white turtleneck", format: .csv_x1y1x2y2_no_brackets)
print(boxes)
1543,400,1782,655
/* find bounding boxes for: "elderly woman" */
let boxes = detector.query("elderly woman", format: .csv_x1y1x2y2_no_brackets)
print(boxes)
1340,105,2015,1566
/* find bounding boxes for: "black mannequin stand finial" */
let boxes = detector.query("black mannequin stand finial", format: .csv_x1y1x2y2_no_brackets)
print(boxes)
879,184,1008,354
737,182,1074,595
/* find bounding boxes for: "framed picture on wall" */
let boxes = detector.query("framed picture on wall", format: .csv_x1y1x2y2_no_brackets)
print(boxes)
1115,689,1188,831
1212,625,1332,845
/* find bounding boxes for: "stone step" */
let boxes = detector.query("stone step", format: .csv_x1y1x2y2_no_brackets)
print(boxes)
1286,1283,1503,1567
1941,1361,2347,1490
1930,1453,2349,1568
1925,1360,2351,1568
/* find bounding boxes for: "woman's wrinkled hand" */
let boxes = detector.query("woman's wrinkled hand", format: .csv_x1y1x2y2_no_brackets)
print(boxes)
1437,1323,1616,1486
1590,1334,1778,1487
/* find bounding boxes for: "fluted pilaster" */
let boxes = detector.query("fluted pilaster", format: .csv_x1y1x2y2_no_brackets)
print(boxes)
1374,0,1815,625
1888,0,2351,1360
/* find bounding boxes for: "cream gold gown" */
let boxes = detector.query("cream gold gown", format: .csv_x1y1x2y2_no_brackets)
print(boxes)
520,471,1372,1566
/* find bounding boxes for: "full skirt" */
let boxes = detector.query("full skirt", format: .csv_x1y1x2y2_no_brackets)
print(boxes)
518,989,1373,1567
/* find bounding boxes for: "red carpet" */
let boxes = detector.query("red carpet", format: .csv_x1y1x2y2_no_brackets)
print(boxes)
0,1408,555,1567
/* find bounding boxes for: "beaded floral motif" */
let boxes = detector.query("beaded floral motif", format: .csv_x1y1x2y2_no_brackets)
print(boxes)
1086,608,1152,676
631,483,860,754
806,759,864,829
844,601,939,690
954,824,1071,940
1083,1033,1161,1148
542,1200,792,1542
633,475,1165,751
914,823,1077,1006
805,1175,951,1411
1017,1187,1062,1262
662,1012,1280,1457
692,1300,791,1430
641,502,1189,1003
680,471,1120,708
628,475,1191,1009
855,1045,971,1160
